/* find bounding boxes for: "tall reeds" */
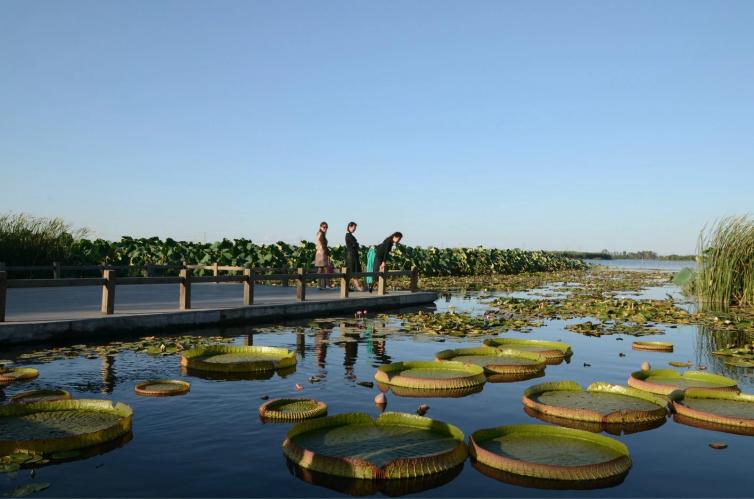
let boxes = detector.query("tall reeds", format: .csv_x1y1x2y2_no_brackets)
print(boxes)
695,216,754,311
0,213,89,266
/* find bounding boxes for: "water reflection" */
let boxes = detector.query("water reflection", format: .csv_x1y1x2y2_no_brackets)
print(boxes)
673,413,754,436
180,365,296,381
471,460,628,490
100,354,116,394
486,371,545,384
286,459,463,497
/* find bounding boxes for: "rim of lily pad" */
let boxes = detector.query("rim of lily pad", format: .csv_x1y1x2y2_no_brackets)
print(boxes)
523,381,668,425
180,345,296,373
0,399,133,455
374,361,486,390
134,379,190,397
632,341,674,352
282,412,468,480
376,382,484,398
672,388,754,434
9,389,72,405
627,369,738,396
469,424,631,482
286,458,464,496
259,398,328,421
0,367,40,384
435,347,546,376
487,370,546,384
472,460,628,490
483,338,572,364
523,406,666,436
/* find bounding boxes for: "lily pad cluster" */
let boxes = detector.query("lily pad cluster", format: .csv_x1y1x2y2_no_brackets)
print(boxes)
399,310,541,337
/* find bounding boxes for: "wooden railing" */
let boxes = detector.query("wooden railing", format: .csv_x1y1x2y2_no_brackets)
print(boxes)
0,263,420,322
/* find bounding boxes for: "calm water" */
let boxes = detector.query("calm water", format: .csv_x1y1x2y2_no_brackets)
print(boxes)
2,284,753,498
587,259,696,271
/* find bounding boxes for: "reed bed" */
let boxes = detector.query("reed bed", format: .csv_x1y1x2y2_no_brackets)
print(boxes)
695,216,754,311
0,213,89,266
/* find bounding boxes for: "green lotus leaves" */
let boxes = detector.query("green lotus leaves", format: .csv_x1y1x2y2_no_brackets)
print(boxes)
282,412,467,479
180,345,296,373
673,389,754,435
523,381,668,425
9,389,72,405
436,347,546,376
627,369,738,395
0,399,133,455
259,398,328,421
632,341,674,352
483,338,572,364
134,380,190,397
470,424,631,484
374,361,486,391
0,368,40,385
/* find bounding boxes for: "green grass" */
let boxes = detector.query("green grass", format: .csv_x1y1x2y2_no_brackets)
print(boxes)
695,216,754,311
0,212,89,267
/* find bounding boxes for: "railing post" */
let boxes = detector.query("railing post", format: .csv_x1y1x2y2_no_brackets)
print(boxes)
212,262,219,278
377,269,386,296
143,264,152,278
0,270,7,322
53,261,61,279
340,267,349,298
282,266,290,287
180,268,192,310
296,268,306,301
243,268,254,305
410,266,419,292
101,269,116,315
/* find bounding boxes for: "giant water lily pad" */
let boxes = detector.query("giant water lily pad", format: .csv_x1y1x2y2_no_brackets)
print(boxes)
632,341,674,352
523,406,666,436
436,347,546,376
628,369,738,396
483,338,572,364
376,383,484,399
135,380,190,397
0,368,39,385
374,361,486,390
180,345,296,373
9,389,71,405
282,412,467,479
673,389,754,435
523,381,668,425
470,424,631,484
0,399,132,455
259,398,327,421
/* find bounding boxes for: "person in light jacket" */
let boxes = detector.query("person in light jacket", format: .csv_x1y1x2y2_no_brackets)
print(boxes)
314,221,330,290
345,222,365,291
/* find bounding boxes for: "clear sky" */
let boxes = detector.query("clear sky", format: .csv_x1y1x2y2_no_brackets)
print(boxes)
2,1,752,254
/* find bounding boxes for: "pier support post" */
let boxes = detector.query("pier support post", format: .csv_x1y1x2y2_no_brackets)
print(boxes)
410,266,419,292
377,269,386,296
296,268,306,301
101,269,116,315
282,266,290,287
0,270,7,322
340,267,349,298
180,268,192,310
243,268,254,305
53,261,61,280
212,262,219,279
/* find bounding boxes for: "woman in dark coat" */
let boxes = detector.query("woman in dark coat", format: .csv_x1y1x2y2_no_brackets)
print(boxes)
369,232,403,292
345,222,364,291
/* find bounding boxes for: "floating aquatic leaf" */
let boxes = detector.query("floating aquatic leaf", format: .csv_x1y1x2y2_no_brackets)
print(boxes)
5,482,50,497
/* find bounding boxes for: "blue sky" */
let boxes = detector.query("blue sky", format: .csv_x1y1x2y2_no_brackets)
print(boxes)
1,1,752,254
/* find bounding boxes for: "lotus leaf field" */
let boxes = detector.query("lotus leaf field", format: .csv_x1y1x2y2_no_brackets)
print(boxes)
3,264,754,497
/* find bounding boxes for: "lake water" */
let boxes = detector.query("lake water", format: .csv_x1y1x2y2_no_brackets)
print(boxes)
1,282,753,498
587,259,695,272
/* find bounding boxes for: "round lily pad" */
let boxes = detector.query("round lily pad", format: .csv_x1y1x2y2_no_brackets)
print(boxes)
282,412,467,479
376,382,484,398
472,460,628,490
523,381,668,425
180,345,296,373
483,338,572,364
672,388,754,435
0,368,39,385
523,405,666,436
374,361,486,391
632,341,674,352
9,389,72,405
0,399,133,455
470,424,631,483
259,398,327,421
436,347,546,376
627,369,738,396
134,380,190,397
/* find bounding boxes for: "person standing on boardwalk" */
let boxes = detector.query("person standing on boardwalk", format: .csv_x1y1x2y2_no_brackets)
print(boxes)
314,222,330,290
369,232,403,292
345,222,365,291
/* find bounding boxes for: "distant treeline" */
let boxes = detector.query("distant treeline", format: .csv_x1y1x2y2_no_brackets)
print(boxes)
0,213,585,277
553,250,696,261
